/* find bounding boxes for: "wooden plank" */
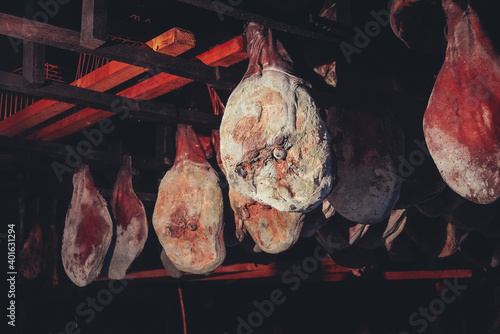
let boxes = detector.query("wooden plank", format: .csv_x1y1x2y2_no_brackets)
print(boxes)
30,36,247,141
0,27,196,136
96,266,472,282
0,72,221,128
0,13,238,88
384,269,473,280
80,0,108,49
175,0,348,44
22,40,46,88
146,28,196,56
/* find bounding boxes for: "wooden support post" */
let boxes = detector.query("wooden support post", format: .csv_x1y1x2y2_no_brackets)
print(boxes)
23,41,46,88
81,0,108,49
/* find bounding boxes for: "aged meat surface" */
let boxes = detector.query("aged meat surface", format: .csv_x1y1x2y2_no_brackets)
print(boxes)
229,189,304,254
153,124,225,274
19,210,43,280
220,22,334,213
423,0,500,204
108,155,148,280
62,165,113,287
43,198,59,286
326,107,404,224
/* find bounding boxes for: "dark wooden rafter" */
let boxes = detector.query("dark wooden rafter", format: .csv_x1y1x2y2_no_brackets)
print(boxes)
23,40,46,88
174,0,352,44
0,13,239,90
0,71,222,128
27,36,246,141
80,0,108,49
0,134,169,172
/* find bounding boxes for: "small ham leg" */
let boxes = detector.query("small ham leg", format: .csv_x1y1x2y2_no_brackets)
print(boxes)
62,165,113,287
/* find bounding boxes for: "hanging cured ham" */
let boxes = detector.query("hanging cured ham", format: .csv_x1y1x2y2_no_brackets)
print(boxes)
62,165,113,287
229,189,304,254
153,124,225,274
108,155,149,280
19,200,43,280
423,0,500,204
326,107,404,224
219,22,334,213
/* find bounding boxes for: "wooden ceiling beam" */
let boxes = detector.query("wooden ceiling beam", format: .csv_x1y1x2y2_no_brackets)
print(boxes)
22,41,46,88
0,27,196,136
29,36,247,141
0,72,222,128
0,13,238,88
175,0,351,44
80,0,108,49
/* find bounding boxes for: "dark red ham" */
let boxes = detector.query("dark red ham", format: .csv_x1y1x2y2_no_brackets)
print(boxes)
390,0,444,52
326,107,404,224
423,0,500,204
43,197,59,286
19,201,42,280
153,124,225,274
220,22,334,213
62,164,113,287
108,155,148,279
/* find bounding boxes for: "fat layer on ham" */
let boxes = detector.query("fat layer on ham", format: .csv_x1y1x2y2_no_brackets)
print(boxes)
62,164,113,287
108,155,149,280
153,124,225,275
423,0,500,204
220,22,335,213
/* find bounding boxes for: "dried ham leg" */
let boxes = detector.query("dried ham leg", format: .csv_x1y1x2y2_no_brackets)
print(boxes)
229,189,304,254
153,124,225,274
326,107,404,224
220,22,334,213
108,155,149,279
43,198,59,286
62,165,113,287
20,201,42,280
423,0,500,204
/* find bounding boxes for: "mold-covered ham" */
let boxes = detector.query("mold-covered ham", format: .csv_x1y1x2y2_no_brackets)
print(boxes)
108,155,148,279
326,107,404,224
423,0,500,204
153,124,225,274
220,22,334,213
62,165,113,287
229,189,304,254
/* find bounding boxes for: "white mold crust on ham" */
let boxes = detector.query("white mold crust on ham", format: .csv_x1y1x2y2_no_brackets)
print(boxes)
153,124,225,275
229,189,304,254
423,0,500,204
220,22,334,213
108,155,149,280
62,164,113,287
